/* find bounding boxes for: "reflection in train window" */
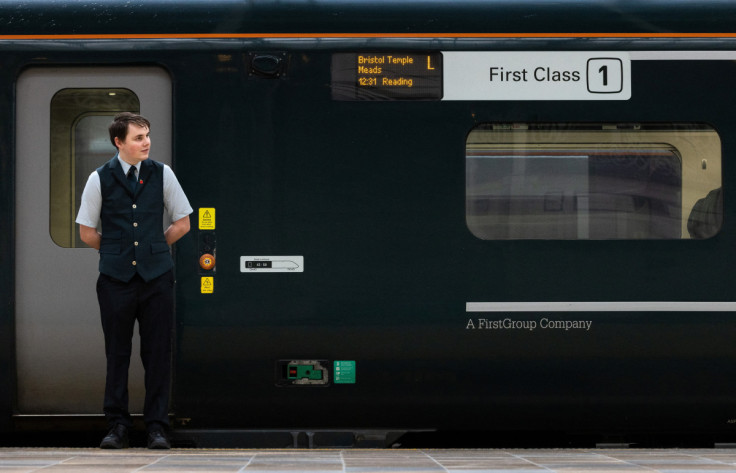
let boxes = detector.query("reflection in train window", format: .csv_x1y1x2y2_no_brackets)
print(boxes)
49,89,140,248
466,124,722,240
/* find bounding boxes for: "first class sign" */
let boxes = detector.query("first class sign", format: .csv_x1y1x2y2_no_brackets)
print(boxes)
442,51,631,100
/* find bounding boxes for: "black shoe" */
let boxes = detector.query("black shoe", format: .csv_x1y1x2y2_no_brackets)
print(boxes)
100,424,129,449
147,429,171,449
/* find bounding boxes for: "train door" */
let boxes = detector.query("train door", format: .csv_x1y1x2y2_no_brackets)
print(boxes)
14,68,172,416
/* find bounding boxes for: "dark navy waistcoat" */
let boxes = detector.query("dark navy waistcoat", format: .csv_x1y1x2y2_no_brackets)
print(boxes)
97,156,172,282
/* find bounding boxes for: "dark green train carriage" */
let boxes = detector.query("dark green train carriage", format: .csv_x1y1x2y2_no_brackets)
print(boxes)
2,0,736,447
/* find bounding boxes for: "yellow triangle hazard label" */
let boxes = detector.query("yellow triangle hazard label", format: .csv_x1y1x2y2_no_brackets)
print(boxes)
201,277,214,294
199,208,215,230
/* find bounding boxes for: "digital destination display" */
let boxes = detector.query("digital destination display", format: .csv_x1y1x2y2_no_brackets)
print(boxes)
332,52,443,101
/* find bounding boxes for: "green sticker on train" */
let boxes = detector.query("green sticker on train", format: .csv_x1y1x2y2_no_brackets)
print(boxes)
334,360,356,384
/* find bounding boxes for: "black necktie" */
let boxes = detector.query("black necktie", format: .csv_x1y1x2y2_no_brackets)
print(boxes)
127,166,137,192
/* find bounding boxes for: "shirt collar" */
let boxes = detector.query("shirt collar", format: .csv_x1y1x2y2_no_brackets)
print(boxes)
117,154,139,175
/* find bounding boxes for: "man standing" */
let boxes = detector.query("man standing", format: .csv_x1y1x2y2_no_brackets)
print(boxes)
76,113,192,449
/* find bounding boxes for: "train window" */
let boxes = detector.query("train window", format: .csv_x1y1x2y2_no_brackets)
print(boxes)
49,88,140,248
466,124,722,240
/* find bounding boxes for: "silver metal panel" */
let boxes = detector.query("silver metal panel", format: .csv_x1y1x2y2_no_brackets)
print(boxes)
466,302,736,312
15,67,172,413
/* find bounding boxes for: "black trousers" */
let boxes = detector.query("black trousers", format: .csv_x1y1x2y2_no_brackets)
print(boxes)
96,270,174,431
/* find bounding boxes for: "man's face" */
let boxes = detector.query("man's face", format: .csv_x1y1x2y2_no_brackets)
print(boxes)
115,123,150,164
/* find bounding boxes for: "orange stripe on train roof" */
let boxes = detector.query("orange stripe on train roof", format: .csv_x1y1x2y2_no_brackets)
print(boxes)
1,32,736,40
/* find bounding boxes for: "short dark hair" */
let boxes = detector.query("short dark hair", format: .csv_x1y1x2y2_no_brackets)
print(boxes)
109,112,151,149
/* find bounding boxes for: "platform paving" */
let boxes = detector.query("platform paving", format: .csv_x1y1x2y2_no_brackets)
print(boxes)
2,449,736,473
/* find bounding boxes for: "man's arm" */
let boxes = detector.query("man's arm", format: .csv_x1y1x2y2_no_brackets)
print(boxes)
79,224,101,250
162,165,193,246
164,215,191,245
76,172,102,248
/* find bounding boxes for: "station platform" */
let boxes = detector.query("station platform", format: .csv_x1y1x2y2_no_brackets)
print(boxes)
2,448,736,473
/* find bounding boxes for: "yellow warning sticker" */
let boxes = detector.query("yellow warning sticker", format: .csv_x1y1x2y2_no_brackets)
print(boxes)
199,208,215,230
201,276,214,294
